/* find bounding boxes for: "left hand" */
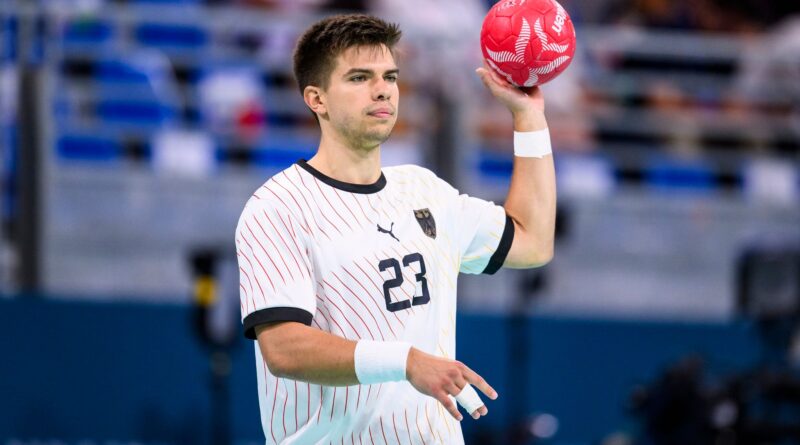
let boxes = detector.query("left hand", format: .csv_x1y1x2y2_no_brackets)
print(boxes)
406,348,496,421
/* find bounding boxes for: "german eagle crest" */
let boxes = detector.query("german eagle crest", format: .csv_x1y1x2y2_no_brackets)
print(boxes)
414,208,436,239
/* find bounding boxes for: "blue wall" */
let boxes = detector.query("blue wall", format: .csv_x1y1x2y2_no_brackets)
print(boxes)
0,299,762,444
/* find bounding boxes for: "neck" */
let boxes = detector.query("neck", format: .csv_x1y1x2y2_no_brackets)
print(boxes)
307,132,382,185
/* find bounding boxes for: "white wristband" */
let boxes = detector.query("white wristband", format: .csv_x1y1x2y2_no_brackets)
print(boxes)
454,384,484,414
354,340,412,385
514,129,552,158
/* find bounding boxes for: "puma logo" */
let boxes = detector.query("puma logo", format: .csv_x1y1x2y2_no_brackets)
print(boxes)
377,222,399,242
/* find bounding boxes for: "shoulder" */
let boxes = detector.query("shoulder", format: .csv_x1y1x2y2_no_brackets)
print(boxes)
384,163,434,178
251,164,307,205
384,164,459,198
384,164,452,188
237,165,306,232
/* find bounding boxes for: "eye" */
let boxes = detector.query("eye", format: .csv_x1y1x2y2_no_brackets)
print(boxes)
350,75,366,82
385,74,398,82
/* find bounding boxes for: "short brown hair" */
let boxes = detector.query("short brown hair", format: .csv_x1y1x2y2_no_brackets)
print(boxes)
292,14,402,94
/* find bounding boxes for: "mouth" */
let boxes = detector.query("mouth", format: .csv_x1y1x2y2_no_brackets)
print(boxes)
367,109,394,119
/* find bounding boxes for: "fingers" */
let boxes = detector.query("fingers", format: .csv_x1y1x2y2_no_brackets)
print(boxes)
476,66,511,93
477,62,515,89
453,375,467,392
471,405,489,420
476,64,544,100
436,392,463,421
462,365,498,400
417,359,497,422
475,68,494,91
479,59,509,86
455,384,483,416
446,382,463,399
487,66,513,89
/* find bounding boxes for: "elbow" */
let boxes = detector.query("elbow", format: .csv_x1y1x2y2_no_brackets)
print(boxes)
506,235,554,269
527,239,554,267
510,218,555,268
258,333,298,378
530,244,554,267
264,350,297,378
538,249,554,266
256,322,305,379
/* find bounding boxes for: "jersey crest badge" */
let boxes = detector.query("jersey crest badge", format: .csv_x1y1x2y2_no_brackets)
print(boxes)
414,208,436,239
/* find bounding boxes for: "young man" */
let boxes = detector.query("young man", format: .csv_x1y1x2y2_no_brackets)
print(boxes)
235,14,555,444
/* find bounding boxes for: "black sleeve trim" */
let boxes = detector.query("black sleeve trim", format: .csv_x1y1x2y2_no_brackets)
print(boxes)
482,215,515,275
243,307,313,340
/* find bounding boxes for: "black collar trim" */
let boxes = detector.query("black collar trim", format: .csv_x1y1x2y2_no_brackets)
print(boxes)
296,159,386,194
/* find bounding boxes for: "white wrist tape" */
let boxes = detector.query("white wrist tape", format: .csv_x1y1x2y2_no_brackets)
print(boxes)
514,129,552,158
354,340,412,385
454,384,484,414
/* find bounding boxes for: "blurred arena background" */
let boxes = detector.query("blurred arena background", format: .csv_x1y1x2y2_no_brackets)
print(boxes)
1,0,800,443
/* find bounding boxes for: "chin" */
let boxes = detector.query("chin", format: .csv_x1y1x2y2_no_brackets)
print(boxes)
365,126,394,144
354,132,391,151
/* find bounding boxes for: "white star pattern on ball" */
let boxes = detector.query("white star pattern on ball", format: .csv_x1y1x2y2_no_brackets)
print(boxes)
485,17,572,87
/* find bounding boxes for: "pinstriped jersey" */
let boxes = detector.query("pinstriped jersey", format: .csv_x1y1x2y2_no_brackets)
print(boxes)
235,159,514,445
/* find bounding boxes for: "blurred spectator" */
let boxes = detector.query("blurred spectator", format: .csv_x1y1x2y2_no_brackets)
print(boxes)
734,16,800,121
235,0,364,12
235,0,326,11
559,0,800,31
613,0,762,33
48,0,105,14
618,0,697,30
0,64,15,126
198,67,266,142
479,0,772,28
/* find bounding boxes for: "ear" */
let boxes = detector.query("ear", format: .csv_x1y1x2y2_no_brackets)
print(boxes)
303,85,327,117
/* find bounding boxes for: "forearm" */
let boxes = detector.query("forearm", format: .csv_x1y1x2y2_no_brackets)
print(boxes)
503,109,557,267
255,323,498,420
256,322,358,386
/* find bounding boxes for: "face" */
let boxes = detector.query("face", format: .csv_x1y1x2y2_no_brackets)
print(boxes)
310,45,400,151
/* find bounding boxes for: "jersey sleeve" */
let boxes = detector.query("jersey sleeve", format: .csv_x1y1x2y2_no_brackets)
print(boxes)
420,167,514,275
452,193,514,275
235,200,315,340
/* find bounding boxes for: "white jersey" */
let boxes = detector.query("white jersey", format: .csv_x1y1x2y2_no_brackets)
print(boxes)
235,160,514,445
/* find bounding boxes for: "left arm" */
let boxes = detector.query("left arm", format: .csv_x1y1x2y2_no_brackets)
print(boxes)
476,68,556,268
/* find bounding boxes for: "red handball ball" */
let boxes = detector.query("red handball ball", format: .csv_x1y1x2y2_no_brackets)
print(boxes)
480,0,576,87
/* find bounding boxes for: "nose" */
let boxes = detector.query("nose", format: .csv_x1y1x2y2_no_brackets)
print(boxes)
373,78,392,101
